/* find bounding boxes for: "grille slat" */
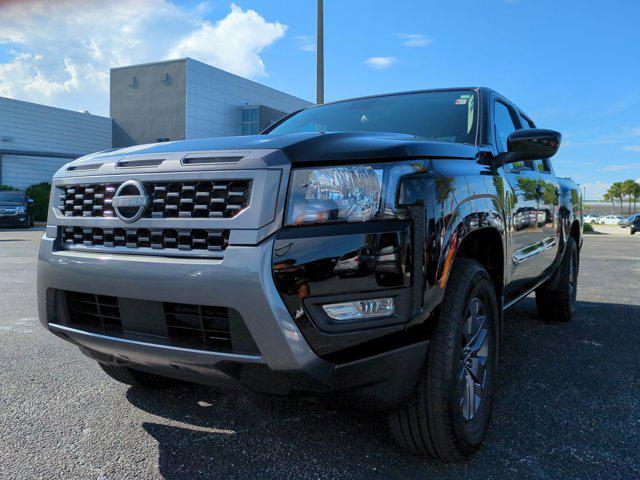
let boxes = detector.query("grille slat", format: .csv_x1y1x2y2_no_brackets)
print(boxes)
164,302,232,351
64,291,241,353
58,180,251,219
65,292,123,335
61,227,229,253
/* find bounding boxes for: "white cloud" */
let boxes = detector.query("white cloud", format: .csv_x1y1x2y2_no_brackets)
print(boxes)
599,164,640,172
581,181,611,200
395,33,432,47
0,1,287,116
622,145,640,152
294,35,316,52
169,4,286,77
363,57,396,70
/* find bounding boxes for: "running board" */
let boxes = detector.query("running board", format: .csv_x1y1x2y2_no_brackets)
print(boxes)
502,272,553,311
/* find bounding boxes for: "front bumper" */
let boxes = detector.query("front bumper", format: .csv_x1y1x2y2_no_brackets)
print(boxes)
0,214,27,226
38,232,426,405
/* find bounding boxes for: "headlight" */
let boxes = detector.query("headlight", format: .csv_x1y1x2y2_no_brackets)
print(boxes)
287,162,422,226
16,206,27,214
286,165,383,225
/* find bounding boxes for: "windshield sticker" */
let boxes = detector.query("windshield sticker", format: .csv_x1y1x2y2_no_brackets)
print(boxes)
467,95,475,133
455,98,468,105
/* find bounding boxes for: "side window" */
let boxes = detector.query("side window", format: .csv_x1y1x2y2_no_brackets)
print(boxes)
495,101,532,171
534,159,552,173
517,112,553,173
517,111,535,129
494,101,518,153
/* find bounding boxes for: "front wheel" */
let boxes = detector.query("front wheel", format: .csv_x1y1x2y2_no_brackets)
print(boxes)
535,236,578,322
388,258,499,461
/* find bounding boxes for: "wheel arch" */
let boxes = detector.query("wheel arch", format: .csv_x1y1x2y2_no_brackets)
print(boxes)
453,227,505,303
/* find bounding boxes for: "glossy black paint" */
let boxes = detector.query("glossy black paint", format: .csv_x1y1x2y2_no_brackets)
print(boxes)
270,87,582,362
505,128,562,162
272,222,413,357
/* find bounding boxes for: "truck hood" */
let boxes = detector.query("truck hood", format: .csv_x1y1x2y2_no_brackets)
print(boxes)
67,131,479,169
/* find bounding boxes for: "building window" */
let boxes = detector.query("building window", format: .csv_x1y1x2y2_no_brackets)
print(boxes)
241,106,260,135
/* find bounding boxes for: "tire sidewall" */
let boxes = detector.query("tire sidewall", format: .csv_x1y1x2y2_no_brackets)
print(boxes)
566,238,579,316
446,269,500,451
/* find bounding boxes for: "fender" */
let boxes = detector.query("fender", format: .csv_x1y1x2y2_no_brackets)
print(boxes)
437,195,506,292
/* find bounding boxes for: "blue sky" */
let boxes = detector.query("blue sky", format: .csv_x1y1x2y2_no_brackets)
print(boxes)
1,0,639,198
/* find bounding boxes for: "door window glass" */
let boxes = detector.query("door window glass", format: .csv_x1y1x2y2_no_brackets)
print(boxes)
517,111,535,129
495,101,533,171
495,102,517,153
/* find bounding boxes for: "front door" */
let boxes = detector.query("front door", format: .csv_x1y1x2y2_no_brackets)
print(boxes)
494,100,547,299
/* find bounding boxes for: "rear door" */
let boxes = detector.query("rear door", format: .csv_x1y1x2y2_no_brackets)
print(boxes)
493,100,547,297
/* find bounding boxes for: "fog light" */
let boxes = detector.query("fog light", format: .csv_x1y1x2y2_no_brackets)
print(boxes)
322,298,395,321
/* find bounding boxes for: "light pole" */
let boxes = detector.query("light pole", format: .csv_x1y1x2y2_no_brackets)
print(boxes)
316,0,324,104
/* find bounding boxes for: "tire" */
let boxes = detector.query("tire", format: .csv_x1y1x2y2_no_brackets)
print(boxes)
22,215,32,229
388,258,499,461
98,362,180,389
535,236,578,322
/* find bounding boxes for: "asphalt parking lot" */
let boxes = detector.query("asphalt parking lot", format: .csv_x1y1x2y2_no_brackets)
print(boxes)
1,229,639,480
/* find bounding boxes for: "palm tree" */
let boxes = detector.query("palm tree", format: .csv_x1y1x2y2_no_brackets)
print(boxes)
609,182,624,215
603,192,614,213
622,179,637,215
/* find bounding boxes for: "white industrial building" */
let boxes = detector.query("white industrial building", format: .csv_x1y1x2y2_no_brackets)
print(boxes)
0,57,311,190
110,58,311,147
0,97,112,189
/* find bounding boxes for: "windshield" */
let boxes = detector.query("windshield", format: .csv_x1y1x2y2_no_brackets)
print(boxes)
266,90,478,144
0,191,26,203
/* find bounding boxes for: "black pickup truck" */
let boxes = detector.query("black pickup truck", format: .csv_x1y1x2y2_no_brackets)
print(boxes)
38,87,582,461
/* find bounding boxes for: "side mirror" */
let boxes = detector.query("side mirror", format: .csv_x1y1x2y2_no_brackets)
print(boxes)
28,198,34,204
507,128,561,160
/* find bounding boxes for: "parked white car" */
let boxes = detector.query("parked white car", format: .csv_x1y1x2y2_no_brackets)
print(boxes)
583,214,602,224
601,215,625,225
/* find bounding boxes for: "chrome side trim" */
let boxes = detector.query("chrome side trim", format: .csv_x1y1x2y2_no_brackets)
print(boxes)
512,236,557,265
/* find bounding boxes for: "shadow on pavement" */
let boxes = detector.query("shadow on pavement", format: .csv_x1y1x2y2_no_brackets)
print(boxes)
126,299,640,479
0,226,45,232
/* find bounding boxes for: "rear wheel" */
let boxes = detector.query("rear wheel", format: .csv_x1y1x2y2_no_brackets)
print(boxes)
535,236,578,322
98,363,180,389
388,258,499,461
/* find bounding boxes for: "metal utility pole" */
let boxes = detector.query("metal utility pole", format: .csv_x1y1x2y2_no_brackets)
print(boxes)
316,0,324,104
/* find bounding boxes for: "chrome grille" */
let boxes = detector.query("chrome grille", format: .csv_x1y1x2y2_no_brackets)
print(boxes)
61,226,229,253
58,180,251,219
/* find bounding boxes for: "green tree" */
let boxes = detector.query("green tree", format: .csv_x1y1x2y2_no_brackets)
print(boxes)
622,179,636,215
632,182,640,214
609,182,624,214
603,192,615,214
